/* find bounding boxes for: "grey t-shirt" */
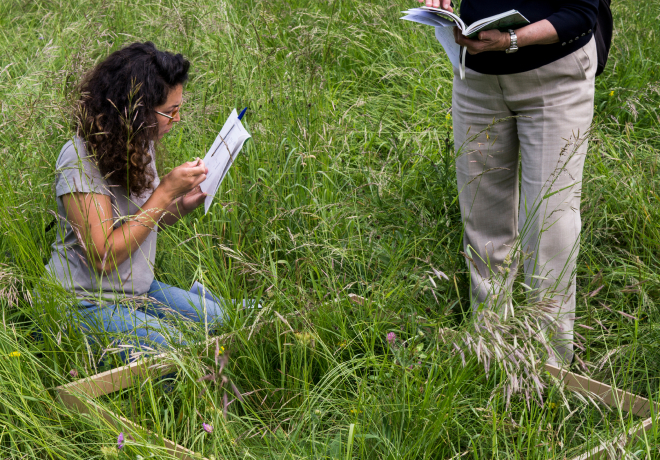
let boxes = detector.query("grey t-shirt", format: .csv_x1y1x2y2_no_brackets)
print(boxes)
45,137,160,300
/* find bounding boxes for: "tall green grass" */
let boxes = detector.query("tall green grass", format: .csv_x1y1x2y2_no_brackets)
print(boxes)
0,0,658,458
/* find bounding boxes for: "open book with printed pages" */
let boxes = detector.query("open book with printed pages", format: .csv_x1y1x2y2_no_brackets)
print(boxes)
400,7,529,78
199,109,251,214
418,7,529,39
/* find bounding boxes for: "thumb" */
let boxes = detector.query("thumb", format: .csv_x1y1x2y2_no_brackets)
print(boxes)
478,30,498,41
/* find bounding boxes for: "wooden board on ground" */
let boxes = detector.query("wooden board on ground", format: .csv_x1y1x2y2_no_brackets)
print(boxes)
545,364,651,417
55,352,206,460
545,364,655,460
59,388,201,460
56,333,226,399
55,338,652,460
569,415,655,460
55,352,174,400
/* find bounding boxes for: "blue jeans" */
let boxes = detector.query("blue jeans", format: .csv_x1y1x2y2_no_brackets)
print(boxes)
78,280,232,354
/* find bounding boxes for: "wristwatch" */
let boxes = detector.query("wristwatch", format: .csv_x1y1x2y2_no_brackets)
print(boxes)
505,29,518,54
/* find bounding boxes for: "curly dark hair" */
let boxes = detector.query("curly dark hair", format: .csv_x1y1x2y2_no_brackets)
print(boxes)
76,41,190,197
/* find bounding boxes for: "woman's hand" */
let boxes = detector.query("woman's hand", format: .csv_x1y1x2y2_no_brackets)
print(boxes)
417,0,452,13
159,158,208,201
180,185,207,213
454,28,511,55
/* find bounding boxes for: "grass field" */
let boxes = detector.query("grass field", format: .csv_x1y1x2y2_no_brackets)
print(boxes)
0,0,659,458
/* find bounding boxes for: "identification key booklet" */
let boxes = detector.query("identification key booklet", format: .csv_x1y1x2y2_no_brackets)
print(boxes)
199,109,251,214
418,7,529,39
401,7,529,72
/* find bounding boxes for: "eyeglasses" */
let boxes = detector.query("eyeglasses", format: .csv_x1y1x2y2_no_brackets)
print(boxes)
155,106,180,125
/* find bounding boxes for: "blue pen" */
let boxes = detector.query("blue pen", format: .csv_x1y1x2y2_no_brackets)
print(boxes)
210,107,248,157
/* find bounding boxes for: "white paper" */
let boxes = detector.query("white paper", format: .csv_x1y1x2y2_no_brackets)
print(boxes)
401,10,455,28
401,8,460,70
417,6,465,29
199,109,251,214
434,26,461,69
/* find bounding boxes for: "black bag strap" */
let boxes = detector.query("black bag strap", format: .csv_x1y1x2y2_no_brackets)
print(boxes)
45,218,57,233
594,0,613,77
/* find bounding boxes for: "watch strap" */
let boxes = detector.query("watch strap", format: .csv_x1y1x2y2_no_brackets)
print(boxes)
505,29,518,54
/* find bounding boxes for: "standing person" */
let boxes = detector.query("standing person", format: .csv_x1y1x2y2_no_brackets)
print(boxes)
421,0,598,366
45,42,229,352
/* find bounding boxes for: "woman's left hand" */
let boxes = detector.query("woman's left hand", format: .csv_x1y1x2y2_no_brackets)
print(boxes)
180,185,207,213
454,27,511,54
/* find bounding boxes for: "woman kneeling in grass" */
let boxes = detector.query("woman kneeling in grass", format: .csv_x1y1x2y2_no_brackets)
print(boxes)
45,41,225,352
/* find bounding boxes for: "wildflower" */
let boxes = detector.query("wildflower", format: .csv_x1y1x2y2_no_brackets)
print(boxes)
609,90,614,96
203,423,213,433
69,369,78,378
446,112,451,120
117,432,124,449
217,346,225,356
8,351,20,358
386,332,396,346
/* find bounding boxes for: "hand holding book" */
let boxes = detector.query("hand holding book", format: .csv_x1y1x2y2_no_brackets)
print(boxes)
400,7,530,78
417,0,452,13
452,27,511,55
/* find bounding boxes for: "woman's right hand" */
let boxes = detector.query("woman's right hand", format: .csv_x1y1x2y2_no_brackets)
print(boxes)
159,158,208,201
417,0,452,12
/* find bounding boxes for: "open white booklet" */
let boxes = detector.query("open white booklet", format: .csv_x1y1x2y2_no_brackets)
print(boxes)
400,8,529,78
199,109,251,214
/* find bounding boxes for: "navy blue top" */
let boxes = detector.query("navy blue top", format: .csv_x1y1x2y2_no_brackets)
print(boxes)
460,0,599,74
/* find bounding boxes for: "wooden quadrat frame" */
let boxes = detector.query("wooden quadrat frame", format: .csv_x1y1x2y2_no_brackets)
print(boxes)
55,354,655,459
55,353,205,460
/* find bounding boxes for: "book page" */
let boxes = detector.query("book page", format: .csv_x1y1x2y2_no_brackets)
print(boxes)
401,9,455,28
434,25,460,69
464,10,529,37
400,8,460,69
419,6,465,30
200,109,251,214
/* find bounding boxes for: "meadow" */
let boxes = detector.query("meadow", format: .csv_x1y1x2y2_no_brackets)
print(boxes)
0,0,659,458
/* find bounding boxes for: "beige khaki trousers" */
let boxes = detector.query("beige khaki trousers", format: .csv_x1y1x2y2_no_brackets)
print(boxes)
452,37,597,366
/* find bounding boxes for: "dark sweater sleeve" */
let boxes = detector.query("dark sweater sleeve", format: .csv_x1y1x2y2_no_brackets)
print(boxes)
546,0,599,44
